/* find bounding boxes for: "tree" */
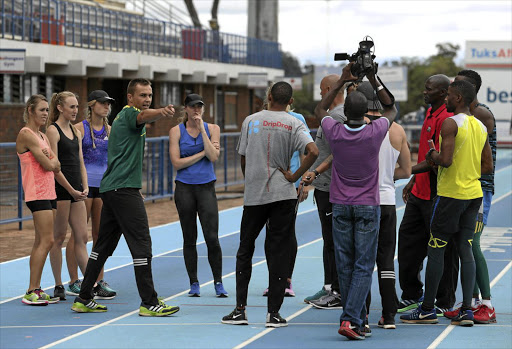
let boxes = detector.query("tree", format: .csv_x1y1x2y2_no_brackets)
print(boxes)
395,43,463,117
282,51,303,77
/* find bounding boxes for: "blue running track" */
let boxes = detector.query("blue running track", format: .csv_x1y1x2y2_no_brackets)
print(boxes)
1,150,511,349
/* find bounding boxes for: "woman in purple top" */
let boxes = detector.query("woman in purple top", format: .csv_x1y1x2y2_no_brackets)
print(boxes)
169,94,227,297
67,90,116,299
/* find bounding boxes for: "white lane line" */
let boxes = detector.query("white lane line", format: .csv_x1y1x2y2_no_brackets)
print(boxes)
1,208,319,305
427,260,512,349
233,305,313,349
39,231,322,349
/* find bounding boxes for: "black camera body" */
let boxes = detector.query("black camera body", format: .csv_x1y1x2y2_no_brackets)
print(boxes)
334,38,376,79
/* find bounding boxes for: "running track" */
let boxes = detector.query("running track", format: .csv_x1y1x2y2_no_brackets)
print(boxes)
1,150,511,349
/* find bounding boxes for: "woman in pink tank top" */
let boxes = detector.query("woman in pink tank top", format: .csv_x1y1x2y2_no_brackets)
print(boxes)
16,95,61,306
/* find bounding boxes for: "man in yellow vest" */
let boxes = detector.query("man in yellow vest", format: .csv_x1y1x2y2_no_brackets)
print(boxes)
400,79,493,327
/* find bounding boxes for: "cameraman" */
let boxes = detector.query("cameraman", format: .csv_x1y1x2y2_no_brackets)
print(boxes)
314,63,396,340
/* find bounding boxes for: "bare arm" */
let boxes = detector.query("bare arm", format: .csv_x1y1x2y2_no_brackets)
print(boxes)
16,129,60,172
76,128,88,195
428,119,458,168
168,125,205,170
202,123,221,162
279,142,319,183
314,64,358,124
366,68,397,125
241,155,246,177
136,104,175,125
394,127,412,180
481,138,493,174
302,154,332,186
473,107,494,135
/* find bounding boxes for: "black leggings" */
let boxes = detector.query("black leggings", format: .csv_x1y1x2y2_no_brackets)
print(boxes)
174,180,223,284
423,196,481,311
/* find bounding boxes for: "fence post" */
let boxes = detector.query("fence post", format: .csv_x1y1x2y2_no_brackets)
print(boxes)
158,138,164,198
223,134,228,191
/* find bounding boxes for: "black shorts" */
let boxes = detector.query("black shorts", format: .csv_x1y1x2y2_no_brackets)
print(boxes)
26,200,57,213
88,187,101,199
55,184,82,202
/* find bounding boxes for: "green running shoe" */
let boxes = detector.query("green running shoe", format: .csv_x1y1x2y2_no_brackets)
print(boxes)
35,289,60,304
67,280,82,296
22,290,48,306
71,297,107,313
304,286,329,304
139,299,180,317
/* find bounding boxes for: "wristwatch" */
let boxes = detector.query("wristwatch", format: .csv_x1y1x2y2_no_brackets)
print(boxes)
313,169,320,179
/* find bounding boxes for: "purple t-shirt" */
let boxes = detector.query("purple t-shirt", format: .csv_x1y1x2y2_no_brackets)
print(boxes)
321,116,389,205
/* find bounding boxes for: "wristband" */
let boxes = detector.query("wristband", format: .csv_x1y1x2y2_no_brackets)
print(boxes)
377,85,384,92
313,169,320,179
426,148,436,161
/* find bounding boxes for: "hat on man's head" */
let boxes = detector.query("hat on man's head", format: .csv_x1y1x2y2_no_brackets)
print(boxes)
357,82,382,110
184,94,204,107
88,90,115,103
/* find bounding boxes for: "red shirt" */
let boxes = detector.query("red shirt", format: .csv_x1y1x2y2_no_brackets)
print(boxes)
411,104,453,200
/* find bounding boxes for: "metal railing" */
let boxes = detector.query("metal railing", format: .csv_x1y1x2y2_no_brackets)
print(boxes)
0,0,282,69
0,132,244,228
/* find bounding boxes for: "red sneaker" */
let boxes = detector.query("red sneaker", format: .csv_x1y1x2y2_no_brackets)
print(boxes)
444,307,461,319
474,304,497,324
338,320,365,340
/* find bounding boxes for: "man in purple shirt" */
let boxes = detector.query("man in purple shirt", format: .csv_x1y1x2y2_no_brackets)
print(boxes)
314,63,397,340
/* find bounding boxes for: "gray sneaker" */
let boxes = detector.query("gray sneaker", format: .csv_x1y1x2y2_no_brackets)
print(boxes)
93,283,116,300
310,290,343,309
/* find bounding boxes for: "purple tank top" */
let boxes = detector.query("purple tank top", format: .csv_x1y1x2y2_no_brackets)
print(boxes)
82,119,108,188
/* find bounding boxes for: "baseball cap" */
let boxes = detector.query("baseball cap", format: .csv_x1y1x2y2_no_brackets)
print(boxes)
88,90,115,103
357,82,382,110
184,94,204,107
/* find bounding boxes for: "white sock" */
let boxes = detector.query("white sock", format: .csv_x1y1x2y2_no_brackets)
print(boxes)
471,298,480,307
324,284,331,292
482,299,492,308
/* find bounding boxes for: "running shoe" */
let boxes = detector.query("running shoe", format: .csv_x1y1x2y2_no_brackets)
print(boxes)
397,295,423,313
435,306,453,317
34,289,60,304
362,317,371,337
310,290,342,309
67,279,82,296
473,305,496,324
304,286,329,304
221,307,248,325
284,282,295,297
444,303,479,319
400,305,438,324
214,282,228,298
98,280,116,293
266,312,288,328
338,321,365,340
139,299,180,317
451,309,474,327
21,290,48,306
54,285,66,300
378,316,396,329
188,282,200,297
93,283,116,300
71,297,107,313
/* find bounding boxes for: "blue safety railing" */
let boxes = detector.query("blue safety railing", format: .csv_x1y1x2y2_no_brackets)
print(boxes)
0,133,244,228
0,0,282,69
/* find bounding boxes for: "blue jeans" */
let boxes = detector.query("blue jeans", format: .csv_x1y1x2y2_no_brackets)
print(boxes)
333,204,380,327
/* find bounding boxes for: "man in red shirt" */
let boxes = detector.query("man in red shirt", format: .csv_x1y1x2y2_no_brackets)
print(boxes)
397,74,459,315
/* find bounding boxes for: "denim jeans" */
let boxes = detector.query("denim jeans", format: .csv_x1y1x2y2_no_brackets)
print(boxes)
333,204,380,327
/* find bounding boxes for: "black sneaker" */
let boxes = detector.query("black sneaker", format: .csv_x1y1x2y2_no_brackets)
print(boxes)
93,283,116,300
361,317,371,337
310,290,342,309
221,308,248,325
378,316,396,329
265,312,288,328
54,285,66,300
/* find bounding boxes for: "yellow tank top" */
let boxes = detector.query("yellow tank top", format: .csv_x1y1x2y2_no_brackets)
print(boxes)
437,113,487,200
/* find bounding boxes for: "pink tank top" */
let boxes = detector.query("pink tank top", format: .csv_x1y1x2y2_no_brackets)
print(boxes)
17,127,56,202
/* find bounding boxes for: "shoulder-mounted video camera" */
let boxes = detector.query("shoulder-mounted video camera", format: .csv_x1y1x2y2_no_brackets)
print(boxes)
334,36,377,80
